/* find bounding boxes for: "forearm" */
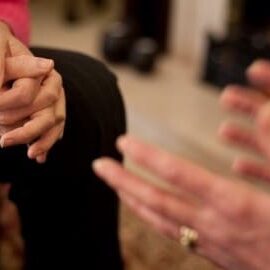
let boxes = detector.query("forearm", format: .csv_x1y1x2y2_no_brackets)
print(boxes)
0,0,30,44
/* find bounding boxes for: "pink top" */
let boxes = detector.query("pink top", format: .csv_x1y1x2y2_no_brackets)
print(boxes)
0,0,30,44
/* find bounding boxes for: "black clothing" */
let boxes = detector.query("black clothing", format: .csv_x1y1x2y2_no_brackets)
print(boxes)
0,48,126,270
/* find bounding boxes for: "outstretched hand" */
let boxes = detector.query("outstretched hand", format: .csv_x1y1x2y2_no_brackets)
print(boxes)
219,60,270,181
93,135,270,270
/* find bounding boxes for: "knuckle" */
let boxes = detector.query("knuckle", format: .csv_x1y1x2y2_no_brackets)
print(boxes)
52,71,63,86
45,90,58,104
148,188,168,214
230,195,252,220
155,154,181,181
215,184,253,220
11,55,23,67
0,113,12,125
161,160,180,181
18,55,30,66
56,111,66,123
46,116,56,127
19,129,31,142
16,87,34,106
55,86,61,98
199,209,232,245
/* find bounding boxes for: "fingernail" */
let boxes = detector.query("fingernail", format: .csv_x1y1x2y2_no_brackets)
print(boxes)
28,149,42,159
1,138,13,148
37,155,47,164
0,137,4,148
116,135,128,149
248,61,261,73
247,59,267,72
37,58,53,69
92,159,104,171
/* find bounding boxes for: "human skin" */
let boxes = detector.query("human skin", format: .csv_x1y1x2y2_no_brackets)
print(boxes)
0,183,24,270
0,21,66,163
219,60,270,181
93,135,270,270
93,60,270,270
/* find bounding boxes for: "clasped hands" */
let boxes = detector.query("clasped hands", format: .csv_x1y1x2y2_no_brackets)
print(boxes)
0,22,66,164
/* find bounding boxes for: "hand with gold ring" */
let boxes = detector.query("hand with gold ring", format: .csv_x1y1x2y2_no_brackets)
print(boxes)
219,60,270,182
93,135,270,270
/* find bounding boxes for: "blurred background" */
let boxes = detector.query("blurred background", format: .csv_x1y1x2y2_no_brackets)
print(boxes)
24,0,270,269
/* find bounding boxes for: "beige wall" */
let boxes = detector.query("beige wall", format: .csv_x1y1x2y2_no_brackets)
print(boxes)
169,0,229,66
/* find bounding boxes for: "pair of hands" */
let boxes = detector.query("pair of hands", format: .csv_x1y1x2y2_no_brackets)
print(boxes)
93,60,270,270
0,21,65,164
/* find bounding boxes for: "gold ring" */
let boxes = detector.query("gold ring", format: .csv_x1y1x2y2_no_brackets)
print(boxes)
179,226,198,250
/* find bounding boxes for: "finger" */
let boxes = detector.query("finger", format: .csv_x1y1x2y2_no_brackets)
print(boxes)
4,56,54,82
8,35,31,56
247,60,270,93
38,73,64,124
0,74,61,125
120,189,235,270
196,240,239,270
115,135,228,202
256,103,270,159
220,85,267,117
0,184,11,201
36,152,47,164
54,87,66,126
27,122,64,159
0,120,27,137
121,189,235,270
0,108,55,147
119,191,179,240
115,135,254,220
218,122,261,154
27,87,65,159
233,158,270,182
0,200,22,235
93,157,198,227
0,33,9,87
0,77,40,110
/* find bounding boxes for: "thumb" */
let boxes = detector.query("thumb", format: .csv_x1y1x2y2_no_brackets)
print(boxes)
0,39,8,88
5,56,54,83
257,102,270,159
8,35,31,57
